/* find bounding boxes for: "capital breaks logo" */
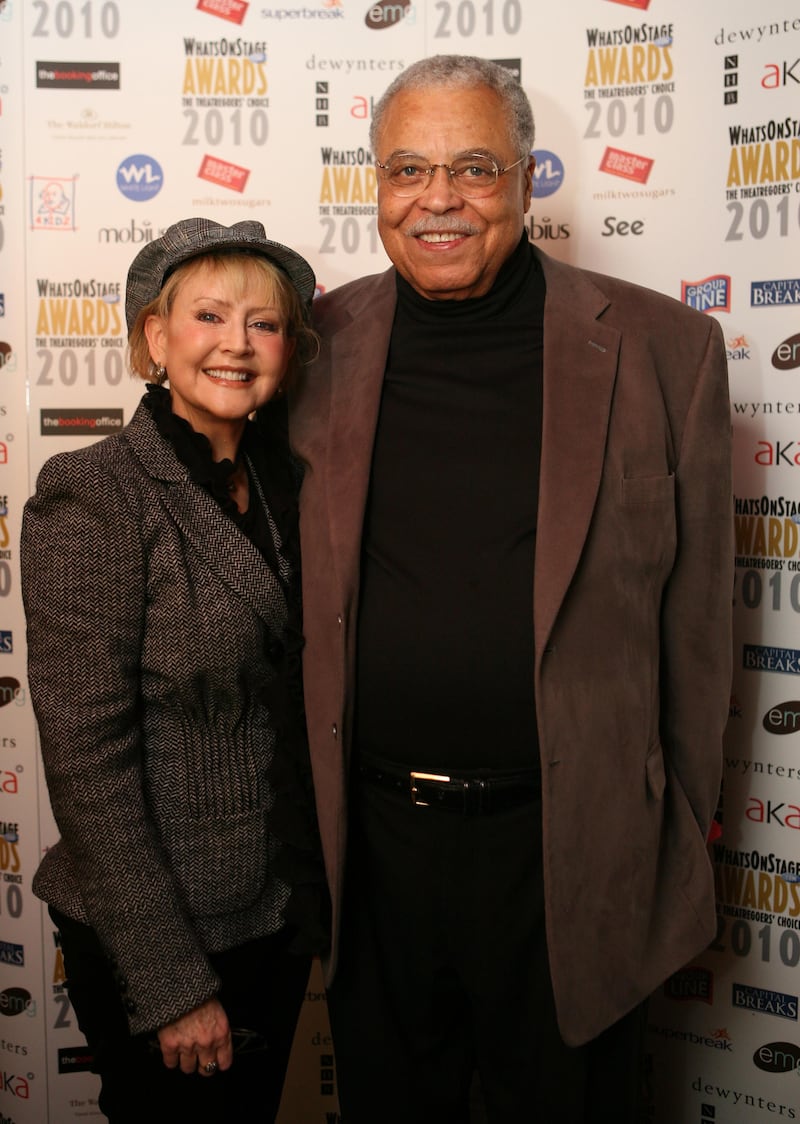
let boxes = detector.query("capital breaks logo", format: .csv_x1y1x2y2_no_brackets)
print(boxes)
752,278,800,307
28,175,77,231
732,983,798,1020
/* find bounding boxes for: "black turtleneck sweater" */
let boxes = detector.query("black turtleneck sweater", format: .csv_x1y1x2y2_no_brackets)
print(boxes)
354,234,545,772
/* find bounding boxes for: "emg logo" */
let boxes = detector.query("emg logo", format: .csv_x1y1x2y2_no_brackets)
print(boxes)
365,0,415,29
763,701,800,734
116,154,163,202
753,1041,800,1073
531,150,564,198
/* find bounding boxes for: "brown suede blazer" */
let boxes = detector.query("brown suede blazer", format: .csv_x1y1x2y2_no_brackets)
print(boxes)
290,244,732,1047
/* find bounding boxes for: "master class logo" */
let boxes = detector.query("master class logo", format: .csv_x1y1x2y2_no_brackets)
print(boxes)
733,983,798,1020
116,155,163,203
36,61,120,90
752,278,800,307
199,0,249,22
682,275,731,314
365,0,415,29
531,150,565,198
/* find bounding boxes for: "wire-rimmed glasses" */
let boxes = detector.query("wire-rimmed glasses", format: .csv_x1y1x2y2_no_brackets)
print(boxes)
375,152,529,199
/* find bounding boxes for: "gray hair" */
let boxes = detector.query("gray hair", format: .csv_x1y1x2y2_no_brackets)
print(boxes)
369,54,535,159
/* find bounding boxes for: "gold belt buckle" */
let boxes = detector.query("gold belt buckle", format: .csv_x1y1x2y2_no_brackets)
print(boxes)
410,771,451,807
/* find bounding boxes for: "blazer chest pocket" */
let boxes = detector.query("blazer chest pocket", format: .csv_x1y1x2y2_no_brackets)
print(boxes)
162,810,271,919
620,473,675,506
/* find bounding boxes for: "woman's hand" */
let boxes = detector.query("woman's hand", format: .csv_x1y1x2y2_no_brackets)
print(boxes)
157,996,233,1075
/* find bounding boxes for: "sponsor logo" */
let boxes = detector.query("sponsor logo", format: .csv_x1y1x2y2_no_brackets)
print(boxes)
36,61,120,90
753,1041,800,1073
0,633,11,655
0,681,22,710
0,989,35,1019
762,59,800,89
0,344,12,372
744,645,800,674
663,966,714,1003
365,0,414,29
745,795,800,830
98,219,164,245
40,409,123,436
726,333,751,360
773,334,800,370
197,0,248,23
198,154,249,192
0,295,4,316
58,1046,94,1075
724,54,739,107
0,942,23,968
0,1071,29,1098
524,215,570,242
116,155,163,202
29,175,77,231
764,702,800,734
649,1024,732,1051
681,275,731,314
43,106,132,140
752,278,800,306
531,150,564,198
607,0,650,8
599,146,653,183
601,215,644,236
733,983,798,1020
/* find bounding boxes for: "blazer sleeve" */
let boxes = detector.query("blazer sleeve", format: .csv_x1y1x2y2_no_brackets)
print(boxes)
659,317,733,834
21,451,220,1035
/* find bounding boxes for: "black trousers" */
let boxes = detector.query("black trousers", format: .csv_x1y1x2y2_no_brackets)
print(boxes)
51,908,310,1124
327,777,645,1124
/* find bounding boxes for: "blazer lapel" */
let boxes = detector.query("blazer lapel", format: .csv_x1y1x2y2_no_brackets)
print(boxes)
123,402,288,634
324,269,397,600
534,251,620,661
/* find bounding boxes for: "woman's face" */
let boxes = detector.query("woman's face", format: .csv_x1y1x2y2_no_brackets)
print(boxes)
145,259,294,438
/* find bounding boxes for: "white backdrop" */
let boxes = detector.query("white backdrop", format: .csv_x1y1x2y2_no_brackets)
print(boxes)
0,0,798,1120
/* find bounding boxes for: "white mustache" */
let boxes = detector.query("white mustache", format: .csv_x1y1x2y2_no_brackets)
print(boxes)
404,218,480,237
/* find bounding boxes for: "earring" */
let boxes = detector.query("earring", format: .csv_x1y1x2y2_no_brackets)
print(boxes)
154,364,166,383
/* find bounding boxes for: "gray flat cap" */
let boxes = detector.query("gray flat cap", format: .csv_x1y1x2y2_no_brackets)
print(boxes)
125,217,316,331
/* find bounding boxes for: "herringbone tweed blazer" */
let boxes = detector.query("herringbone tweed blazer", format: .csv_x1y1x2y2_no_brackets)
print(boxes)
22,398,292,1035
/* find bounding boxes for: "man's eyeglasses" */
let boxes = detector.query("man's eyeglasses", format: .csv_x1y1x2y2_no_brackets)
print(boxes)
375,153,529,199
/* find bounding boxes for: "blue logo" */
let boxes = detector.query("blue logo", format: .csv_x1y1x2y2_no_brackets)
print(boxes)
751,278,800,307
531,150,565,198
732,983,798,1020
744,645,800,675
0,632,11,654
0,941,24,968
116,154,163,202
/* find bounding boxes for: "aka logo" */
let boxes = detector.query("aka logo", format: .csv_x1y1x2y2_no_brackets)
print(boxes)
0,1070,29,1098
364,1,415,29
761,60,800,88
746,795,800,829
116,154,163,203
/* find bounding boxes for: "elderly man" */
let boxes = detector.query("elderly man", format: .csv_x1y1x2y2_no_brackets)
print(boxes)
291,54,732,1123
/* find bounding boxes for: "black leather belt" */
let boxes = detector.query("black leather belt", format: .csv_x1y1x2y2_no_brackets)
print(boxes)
357,754,541,815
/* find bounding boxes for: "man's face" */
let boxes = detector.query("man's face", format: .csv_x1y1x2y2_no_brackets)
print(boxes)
375,83,534,301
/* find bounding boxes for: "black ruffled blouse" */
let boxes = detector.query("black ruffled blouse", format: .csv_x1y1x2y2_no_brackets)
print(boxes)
142,384,329,956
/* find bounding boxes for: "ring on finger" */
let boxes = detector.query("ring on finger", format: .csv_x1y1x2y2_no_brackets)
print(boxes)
203,1060,218,1075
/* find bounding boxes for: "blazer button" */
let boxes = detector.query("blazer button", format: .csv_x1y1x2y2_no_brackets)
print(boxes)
332,723,338,739
124,999,137,1014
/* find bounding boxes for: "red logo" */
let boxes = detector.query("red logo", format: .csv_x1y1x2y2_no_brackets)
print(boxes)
605,0,650,8
598,147,653,183
196,0,248,23
197,155,250,193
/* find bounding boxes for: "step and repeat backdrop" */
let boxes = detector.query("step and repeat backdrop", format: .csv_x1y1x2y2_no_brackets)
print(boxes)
0,0,798,1120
